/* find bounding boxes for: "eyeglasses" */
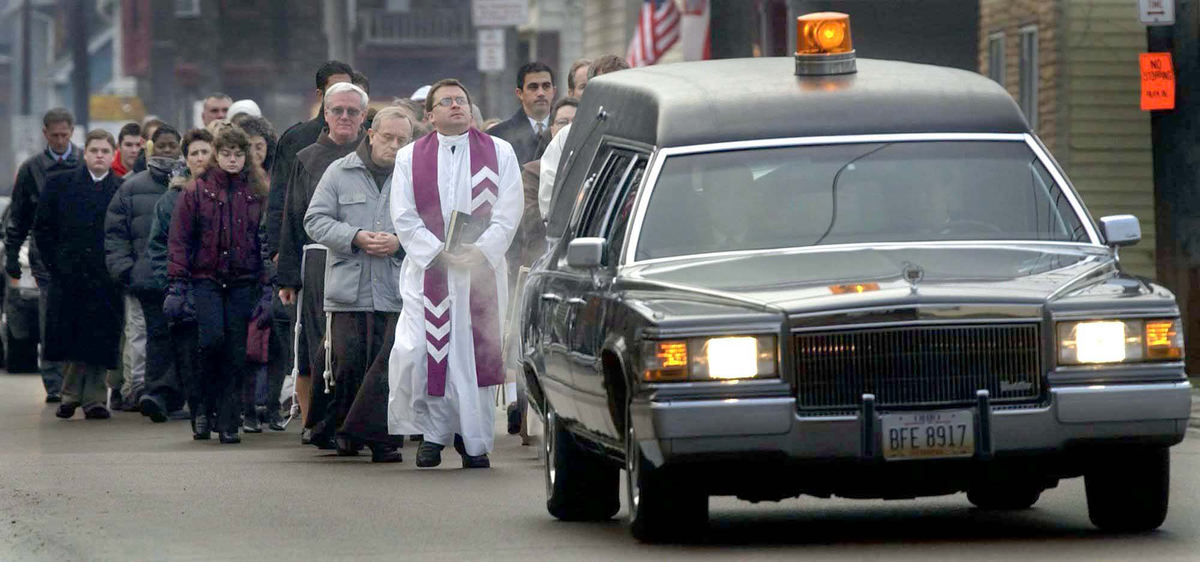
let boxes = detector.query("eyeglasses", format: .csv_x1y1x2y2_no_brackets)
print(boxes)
328,106,363,118
433,96,469,108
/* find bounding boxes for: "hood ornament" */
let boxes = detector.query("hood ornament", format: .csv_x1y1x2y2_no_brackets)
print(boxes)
902,262,924,294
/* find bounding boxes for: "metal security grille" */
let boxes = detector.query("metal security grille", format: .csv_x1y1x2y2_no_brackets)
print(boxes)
794,324,1042,411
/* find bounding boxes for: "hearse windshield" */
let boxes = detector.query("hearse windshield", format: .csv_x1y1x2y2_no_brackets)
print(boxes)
634,141,1091,261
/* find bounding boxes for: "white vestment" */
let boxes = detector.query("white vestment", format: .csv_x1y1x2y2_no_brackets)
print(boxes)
387,131,523,456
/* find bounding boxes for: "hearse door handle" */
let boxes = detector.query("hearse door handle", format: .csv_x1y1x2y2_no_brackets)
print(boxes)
566,297,587,306
540,293,563,303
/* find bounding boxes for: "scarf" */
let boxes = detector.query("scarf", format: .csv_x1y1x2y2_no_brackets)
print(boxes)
356,136,392,190
411,129,503,396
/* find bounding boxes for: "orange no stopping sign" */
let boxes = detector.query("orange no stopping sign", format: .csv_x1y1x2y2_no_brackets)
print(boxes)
1140,52,1175,111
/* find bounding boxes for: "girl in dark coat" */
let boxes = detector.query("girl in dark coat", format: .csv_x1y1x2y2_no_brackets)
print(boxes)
34,130,124,420
166,128,270,443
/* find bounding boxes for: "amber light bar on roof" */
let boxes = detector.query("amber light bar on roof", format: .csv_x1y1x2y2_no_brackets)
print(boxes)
794,12,857,76
796,12,853,55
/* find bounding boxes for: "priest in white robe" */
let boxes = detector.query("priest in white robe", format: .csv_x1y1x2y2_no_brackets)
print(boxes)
388,79,523,468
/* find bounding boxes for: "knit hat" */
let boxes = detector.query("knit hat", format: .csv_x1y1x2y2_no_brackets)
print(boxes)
227,99,262,120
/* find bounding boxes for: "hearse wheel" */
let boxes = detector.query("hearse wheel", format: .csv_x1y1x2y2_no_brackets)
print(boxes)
1085,446,1169,533
625,404,707,543
543,406,620,521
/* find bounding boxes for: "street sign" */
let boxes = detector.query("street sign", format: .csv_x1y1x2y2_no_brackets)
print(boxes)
477,28,506,73
472,0,529,27
1140,52,1175,111
1138,0,1175,25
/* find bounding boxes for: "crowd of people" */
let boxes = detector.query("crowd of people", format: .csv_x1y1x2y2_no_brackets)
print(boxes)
5,55,630,468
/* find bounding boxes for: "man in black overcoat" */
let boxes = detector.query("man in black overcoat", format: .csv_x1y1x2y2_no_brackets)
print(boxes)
34,130,124,420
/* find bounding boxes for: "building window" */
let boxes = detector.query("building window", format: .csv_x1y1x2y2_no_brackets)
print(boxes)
175,0,200,17
987,32,1005,86
1019,25,1039,130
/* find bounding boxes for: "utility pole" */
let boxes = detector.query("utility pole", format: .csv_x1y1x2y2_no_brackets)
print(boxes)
1147,0,1199,372
20,0,31,115
71,0,89,129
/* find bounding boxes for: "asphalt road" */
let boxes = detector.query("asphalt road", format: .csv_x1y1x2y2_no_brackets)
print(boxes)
0,371,1197,561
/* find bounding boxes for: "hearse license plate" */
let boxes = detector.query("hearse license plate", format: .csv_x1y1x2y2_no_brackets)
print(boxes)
881,410,974,460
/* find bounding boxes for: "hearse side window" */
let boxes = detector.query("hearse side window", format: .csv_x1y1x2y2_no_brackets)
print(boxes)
605,160,647,265
576,150,634,238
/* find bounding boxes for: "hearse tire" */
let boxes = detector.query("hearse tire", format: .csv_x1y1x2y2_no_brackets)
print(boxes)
544,408,620,521
1085,447,1169,533
626,406,707,543
967,485,1041,510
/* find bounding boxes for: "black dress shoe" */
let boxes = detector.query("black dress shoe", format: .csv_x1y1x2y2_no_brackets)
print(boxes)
336,437,360,456
108,393,125,412
45,394,62,403
461,453,491,469
218,431,241,444
370,444,402,463
415,441,444,468
506,402,521,435
193,413,211,440
55,403,78,419
311,434,338,450
83,406,111,420
139,394,168,423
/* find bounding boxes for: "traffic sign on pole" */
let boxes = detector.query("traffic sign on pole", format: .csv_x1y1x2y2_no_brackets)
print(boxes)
472,0,529,27
1138,0,1175,26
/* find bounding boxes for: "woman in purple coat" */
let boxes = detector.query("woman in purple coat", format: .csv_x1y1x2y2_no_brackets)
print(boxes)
166,128,271,443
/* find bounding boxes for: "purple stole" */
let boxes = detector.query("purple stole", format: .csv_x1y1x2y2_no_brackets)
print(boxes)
411,129,504,396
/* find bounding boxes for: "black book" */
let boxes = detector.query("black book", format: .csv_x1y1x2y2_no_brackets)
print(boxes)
445,211,488,253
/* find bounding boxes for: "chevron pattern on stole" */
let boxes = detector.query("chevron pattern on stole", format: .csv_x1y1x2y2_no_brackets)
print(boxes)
470,165,499,214
423,294,451,362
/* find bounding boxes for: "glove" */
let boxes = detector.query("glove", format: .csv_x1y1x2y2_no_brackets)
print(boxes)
250,286,273,329
5,258,20,280
163,280,196,326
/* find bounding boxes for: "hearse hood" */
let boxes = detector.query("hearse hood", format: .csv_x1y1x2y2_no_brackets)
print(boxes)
620,245,1177,317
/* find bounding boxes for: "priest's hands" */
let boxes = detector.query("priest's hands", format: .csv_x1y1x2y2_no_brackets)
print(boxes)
354,231,401,257
438,244,486,268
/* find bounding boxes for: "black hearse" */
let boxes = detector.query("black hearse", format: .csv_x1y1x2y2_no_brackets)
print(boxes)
517,12,1191,542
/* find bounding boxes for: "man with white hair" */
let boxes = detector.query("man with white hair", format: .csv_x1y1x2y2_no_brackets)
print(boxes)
277,81,369,450
303,106,413,461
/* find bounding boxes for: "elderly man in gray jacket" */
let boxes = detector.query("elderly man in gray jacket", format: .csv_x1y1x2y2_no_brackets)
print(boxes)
304,106,413,462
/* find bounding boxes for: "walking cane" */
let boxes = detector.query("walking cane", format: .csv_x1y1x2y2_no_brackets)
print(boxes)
323,312,334,394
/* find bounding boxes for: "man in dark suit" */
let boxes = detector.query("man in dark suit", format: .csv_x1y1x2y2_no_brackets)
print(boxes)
487,62,557,165
5,108,80,403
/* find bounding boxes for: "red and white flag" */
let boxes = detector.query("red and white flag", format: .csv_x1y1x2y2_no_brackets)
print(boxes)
680,0,710,61
627,0,681,67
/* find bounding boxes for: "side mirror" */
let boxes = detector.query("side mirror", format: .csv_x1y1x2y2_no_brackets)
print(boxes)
566,237,606,269
1099,215,1141,247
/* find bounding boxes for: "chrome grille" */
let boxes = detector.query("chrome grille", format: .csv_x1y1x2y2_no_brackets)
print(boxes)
794,324,1042,410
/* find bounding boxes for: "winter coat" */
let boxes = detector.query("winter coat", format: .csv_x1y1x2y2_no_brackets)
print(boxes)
32,167,123,367
104,158,175,292
266,114,327,257
302,151,403,312
167,167,268,285
277,130,364,288
5,144,83,283
145,180,183,292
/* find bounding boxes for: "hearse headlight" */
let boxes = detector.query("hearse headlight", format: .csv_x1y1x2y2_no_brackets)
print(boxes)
1057,318,1183,365
643,336,778,382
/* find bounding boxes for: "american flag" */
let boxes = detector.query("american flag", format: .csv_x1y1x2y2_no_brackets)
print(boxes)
626,0,681,67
